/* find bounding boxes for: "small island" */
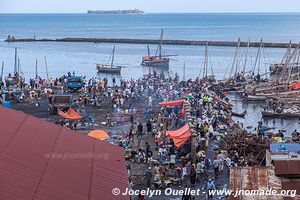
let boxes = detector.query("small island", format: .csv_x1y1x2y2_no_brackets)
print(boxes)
87,9,144,15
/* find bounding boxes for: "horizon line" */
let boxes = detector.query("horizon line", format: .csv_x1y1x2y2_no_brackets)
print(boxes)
1,11,300,14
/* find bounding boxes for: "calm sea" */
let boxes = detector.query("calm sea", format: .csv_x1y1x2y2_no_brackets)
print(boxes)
0,13,299,132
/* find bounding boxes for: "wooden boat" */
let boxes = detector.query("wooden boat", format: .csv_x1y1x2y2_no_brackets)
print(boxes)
141,29,176,67
201,42,216,82
97,64,121,73
262,111,300,118
232,110,247,118
97,46,122,74
243,95,267,101
269,42,300,76
5,48,25,86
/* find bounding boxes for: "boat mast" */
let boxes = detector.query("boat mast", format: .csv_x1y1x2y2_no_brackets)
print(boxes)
243,39,250,73
228,38,239,78
147,45,151,74
253,38,263,75
183,61,186,81
203,42,209,79
17,58,20,75
297,48,300,81
35,59,38,79
14,47,18,74
159,29,163,59
281,41,292,64
234,38,241,77
147,45,150,57
286,43,300,85
1,62,4,82
44,56,50,81
111,46,115,68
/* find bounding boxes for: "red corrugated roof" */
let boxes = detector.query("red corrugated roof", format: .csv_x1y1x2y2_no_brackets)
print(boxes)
229,166,283,200
0,106,129,200
274,160,300,177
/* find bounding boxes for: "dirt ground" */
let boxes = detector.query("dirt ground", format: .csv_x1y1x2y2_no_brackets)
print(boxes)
11,92,229,200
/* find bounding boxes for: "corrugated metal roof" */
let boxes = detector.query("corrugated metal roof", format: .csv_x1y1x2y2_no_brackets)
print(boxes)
281,178,300,196
229,166,283,200
0,106,129,200
274,160,300,177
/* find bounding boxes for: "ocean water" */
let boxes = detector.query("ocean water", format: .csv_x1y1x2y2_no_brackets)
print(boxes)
0,13,299,132
1,13,300,80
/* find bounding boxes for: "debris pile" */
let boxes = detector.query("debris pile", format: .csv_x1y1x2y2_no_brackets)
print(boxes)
222,129,270,166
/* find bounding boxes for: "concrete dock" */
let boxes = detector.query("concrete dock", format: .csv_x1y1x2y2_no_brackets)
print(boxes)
4,36,298,48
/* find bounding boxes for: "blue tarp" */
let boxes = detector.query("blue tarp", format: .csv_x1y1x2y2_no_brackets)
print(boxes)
2,101,12,108
270,143,300,153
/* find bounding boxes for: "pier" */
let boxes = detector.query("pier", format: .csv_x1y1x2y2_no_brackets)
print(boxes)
4,36,298,48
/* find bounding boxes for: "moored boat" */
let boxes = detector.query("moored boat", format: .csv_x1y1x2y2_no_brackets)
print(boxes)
141,56,170,67
262,111,300,118
232,110,247,118
141,29,176,67
242,95,267,101
96,46,122,74
97,64,121,73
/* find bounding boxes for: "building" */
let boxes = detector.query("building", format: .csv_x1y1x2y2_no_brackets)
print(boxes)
0,106,129,200
229,143,300,200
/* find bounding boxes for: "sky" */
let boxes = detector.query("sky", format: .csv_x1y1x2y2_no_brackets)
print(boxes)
1,0,300,13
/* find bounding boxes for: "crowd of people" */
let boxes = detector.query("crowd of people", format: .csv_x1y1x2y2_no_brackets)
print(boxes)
2,70,297,199
104,72,237,199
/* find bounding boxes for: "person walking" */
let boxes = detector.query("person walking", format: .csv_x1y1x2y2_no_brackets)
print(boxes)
137,122,143,147
217,151,225,172
207,179,216,200
213,158,219,178
130,114,134,128
146,120,152,136
190,164,196,185
145,167,152,188
181,164,188,187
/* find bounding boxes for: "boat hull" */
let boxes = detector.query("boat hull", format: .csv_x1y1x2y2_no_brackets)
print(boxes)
242,95,267,102
262,111,300,119
141,60,169,67
97,66,121,74
232,111,247,118
141,56,170,67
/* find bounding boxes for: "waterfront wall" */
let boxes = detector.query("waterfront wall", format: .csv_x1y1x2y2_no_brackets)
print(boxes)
4,37,298,48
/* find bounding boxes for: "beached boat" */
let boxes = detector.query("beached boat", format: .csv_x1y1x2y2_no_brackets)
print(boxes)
97,64,121,73
262,111,300,118
97,46,122,74
270,42,300,76
243,95,267,101
5,48,25,86
222,39,251,91
201,42,216,82
232,110,247,118
141,29,176,67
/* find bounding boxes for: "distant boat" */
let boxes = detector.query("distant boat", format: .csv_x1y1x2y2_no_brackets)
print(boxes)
141,29,176,67
97,46,122,74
